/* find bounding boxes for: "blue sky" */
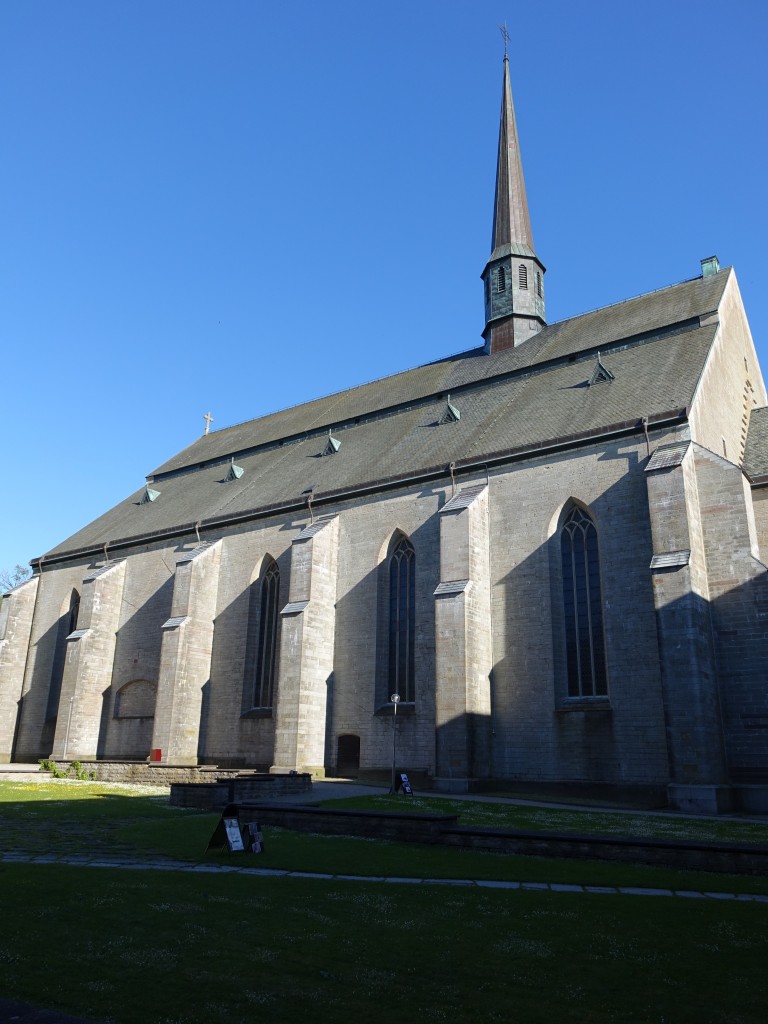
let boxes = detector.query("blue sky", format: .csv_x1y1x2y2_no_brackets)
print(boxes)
2,1,767,573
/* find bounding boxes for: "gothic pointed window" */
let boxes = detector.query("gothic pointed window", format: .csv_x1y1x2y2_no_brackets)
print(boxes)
560,506,607,697
496,266,506,292
389,537,415,703
519,264,528,289
536,271,542,297
484,275,491,305
246,558,280,710
46,589,80,720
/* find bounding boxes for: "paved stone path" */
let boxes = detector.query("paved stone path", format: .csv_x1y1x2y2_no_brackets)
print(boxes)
0,997,99,1024
2,851,766,901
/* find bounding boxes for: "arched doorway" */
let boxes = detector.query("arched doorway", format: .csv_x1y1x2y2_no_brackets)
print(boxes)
336,734,360,777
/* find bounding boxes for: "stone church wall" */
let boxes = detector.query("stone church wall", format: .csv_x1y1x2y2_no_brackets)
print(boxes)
99,545,174,759
750,487,768,562
487,434,670,787
688,273,767,466
203,517,293,768
330,487,441,775
694,447,768,791
8,418,764,800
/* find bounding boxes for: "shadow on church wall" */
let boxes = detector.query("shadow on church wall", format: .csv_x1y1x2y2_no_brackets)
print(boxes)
330,508,439,776
97,574,174,760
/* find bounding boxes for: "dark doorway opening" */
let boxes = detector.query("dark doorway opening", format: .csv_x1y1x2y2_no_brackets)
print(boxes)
336,734,360,777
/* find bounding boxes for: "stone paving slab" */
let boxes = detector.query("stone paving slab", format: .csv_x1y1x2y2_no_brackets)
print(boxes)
619,887,673,896
0,998,101,1024
0,852,765,901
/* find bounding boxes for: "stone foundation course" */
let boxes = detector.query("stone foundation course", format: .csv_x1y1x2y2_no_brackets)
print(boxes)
44,761,312,800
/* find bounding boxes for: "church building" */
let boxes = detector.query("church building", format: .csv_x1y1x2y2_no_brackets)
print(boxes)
2,55,768,814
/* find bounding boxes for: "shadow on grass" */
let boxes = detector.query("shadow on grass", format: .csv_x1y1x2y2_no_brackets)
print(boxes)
3,782,768,896
0,864,766,1024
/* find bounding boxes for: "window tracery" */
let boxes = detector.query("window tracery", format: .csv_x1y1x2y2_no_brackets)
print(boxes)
389,537,415,702
560,506,607,697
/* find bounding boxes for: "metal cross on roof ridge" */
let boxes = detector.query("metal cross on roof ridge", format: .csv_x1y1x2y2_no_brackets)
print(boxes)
499,21,510,58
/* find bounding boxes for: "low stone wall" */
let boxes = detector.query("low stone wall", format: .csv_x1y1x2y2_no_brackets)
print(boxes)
438,826,768,875
235,804,768,875
170,783,230,809
43,761,313,802
170,774,313,809
49,761,242,787
238,804,459,843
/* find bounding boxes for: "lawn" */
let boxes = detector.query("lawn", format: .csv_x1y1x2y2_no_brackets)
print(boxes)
0,781,767,1023
1,864,767,1024
3,780,768,894
318,793,768,845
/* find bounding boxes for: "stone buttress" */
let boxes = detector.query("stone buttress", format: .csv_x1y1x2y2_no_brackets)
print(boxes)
693,446,768,813
645,442,730,812
271,514,339,774
433,484,493,791
51,561,127,760
151,542,222,766
0,576,40,762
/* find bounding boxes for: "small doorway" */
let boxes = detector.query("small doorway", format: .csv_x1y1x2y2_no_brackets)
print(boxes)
336,734,360,777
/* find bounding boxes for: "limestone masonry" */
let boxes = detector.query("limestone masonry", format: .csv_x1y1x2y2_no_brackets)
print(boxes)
2,55,767,813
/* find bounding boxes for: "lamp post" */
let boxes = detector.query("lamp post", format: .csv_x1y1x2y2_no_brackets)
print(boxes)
389,693,400,794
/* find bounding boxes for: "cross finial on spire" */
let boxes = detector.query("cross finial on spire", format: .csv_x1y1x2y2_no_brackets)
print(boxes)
499,21,510,59
203,411,214,435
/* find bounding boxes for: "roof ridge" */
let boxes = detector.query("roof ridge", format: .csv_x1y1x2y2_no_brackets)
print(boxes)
544,267,731,330
204,270,730,443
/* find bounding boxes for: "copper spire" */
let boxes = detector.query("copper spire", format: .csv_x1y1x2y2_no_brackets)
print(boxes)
490,54,535,260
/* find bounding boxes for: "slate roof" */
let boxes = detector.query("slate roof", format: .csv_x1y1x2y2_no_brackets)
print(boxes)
40,269,730,561
743,406,768,481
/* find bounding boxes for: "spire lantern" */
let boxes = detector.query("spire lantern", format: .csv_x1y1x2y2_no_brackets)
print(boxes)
482,52,546,354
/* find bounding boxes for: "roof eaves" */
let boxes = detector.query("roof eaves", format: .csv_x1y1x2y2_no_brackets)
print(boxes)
33,407,688,568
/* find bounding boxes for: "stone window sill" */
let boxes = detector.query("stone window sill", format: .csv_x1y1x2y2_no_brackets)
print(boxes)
374,702,416,717
556,698,612,713
240,707,273,720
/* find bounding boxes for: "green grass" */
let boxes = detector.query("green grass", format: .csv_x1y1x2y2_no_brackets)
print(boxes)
1,782,767,1023
2,781,768,895
318,793,768,844
0,863,766,1024
114,815,768,895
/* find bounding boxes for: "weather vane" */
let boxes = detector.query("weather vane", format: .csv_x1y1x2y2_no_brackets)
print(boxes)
499,21,510,58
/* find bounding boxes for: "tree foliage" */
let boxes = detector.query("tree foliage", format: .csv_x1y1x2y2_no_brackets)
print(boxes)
0,564,31,593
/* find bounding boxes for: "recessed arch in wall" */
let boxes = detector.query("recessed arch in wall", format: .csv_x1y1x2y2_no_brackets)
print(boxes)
114,679,157,719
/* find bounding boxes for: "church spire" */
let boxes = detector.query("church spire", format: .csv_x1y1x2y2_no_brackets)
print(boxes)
482,50,546,354
491,52,534,259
